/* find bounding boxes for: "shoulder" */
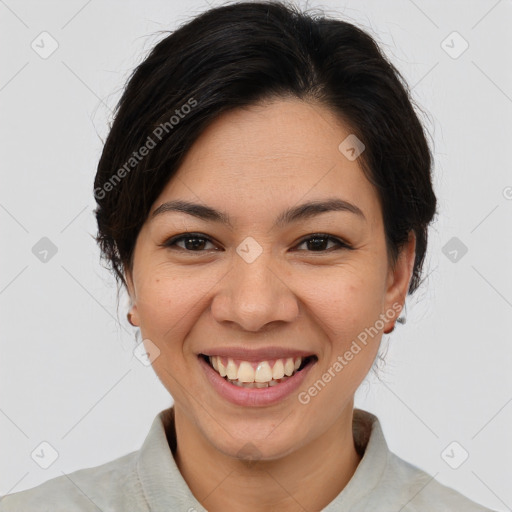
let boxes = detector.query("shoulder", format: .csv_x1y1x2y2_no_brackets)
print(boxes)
348,410,496,512
0,451,146,512
375,451,496,512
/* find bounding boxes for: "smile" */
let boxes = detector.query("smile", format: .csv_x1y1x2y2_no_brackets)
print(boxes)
198,352,317,407
201,354,317,388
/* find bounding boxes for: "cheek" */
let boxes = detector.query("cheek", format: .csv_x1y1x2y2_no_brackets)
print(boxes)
136,278,175,329
297,273,384,414
302,267,385,340
135,269,216,342
135,274,200,385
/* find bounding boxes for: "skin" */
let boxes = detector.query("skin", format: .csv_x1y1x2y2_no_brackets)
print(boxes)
126,98,416,511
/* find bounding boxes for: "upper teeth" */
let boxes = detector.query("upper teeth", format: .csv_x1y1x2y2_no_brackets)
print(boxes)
208,356,303,383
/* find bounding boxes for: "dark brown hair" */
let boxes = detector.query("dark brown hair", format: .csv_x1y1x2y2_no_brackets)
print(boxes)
94,0,437,299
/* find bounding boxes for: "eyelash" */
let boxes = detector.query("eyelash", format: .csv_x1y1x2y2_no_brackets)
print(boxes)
160,232,352,253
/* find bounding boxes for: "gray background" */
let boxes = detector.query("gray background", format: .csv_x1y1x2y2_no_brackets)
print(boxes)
1,0,511,510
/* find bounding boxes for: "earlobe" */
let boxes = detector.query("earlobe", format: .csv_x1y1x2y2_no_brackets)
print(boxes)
383,231,416,332
125,271,140,327
127,306,140,327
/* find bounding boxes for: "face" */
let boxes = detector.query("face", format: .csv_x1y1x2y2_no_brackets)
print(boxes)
126,98,415,460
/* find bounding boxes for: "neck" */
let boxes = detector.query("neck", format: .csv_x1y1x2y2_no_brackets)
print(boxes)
172,402,362,511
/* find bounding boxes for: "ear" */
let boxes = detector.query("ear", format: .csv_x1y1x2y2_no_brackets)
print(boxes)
125,269,140,327
382,231,416,331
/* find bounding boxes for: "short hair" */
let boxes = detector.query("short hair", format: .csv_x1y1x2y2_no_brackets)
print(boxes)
94,0,437,298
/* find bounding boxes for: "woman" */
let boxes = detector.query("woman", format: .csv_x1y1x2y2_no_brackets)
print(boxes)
0,1,496,510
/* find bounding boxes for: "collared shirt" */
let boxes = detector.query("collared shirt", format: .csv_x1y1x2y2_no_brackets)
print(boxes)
0,407,495,511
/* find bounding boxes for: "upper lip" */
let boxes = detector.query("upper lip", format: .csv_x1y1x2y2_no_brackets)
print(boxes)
199,347,316,362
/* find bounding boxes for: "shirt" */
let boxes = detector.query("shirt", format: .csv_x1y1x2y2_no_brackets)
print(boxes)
0,407,495,511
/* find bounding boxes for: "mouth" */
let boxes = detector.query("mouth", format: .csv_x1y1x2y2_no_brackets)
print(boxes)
199,353,318,389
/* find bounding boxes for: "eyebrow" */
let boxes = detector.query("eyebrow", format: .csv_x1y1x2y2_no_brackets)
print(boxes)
151,198,366,228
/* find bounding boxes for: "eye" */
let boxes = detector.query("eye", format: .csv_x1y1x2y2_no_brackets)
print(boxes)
160,232,352,253
294,233,352,252
161,233,218,252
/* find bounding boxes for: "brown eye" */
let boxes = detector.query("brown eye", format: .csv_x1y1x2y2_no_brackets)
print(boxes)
295,234,351,252
160,232,351,253
161,233,218,251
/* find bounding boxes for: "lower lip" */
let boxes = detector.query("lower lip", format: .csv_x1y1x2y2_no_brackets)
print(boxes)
198,355,316,407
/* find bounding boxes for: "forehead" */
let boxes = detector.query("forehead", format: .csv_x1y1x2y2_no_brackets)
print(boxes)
151,99,380,226
181,99,350,170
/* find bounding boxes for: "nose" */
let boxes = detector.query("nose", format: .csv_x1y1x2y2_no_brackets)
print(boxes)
210,249,300,333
